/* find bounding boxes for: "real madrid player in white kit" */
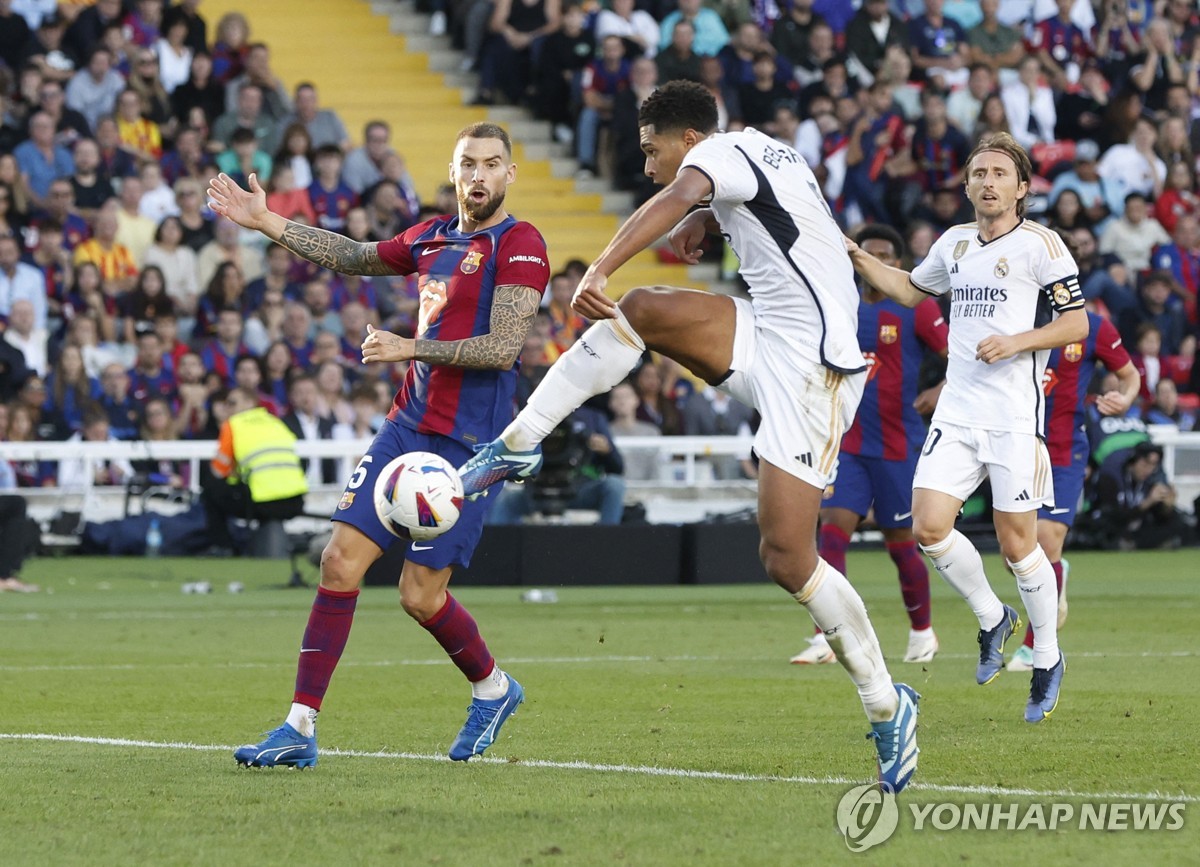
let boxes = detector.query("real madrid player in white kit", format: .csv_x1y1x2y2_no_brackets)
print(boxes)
459,81,920,792
845,132,1088,724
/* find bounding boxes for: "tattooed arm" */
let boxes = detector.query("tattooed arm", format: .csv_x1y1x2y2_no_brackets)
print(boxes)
206,172,393,275
361,284,543,370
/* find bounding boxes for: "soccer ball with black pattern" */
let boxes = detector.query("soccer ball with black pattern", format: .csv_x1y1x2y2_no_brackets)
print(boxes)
373,452,464,541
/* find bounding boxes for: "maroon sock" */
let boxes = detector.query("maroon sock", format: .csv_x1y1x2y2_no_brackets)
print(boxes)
420,592,495,682
819,524,851,575
1023,560,1064,649
887,540,932,631
293,586,360,710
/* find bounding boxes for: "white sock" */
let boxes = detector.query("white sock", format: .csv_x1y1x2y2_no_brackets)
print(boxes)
1009,546,1059,669
794,560,898,723
921,530,1004,630
471,666,510,700
502,310,646,451
286,702,317,737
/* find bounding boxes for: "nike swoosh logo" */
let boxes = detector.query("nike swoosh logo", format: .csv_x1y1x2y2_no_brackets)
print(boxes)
893,511,913,521
420,247,440,257
411,544,433,551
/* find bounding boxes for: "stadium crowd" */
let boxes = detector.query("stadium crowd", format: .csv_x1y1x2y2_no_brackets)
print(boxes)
0,0,1198,501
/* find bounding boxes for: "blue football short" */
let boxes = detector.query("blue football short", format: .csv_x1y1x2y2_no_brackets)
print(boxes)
823,450,920,529
1038,457,1087,526
331,418,490,570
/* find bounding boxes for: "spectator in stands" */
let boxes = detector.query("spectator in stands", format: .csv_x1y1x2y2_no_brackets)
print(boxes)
174,349,210,437
1150,212,1200,323
272,123,314,190
0,181,24,243
966,0,1024,73
14,111,74,208
0,0,33,70
210,11,249,84
194,260,245,338
34,80,88,148
68,138,113,221
307,145,356,233
769,0,823,69
143,216,200,315
1047,140,1109,228
128,328,175,404
545,271,586,355
576,35,632,178
907,86,970,198
196,217,263,288
718,23,778,89
201,307,249,386
29,224,72,321
844,79,906,224
281,301,314,368
264,164,317,226
790,22,837,90
1055,58,1110,145
98,362,139,440
123,0,162,48
633,359,682,435
3,298,47,377
1130,17,1187,115
1001,54,1056,152
1029,0,1090,90
210,83,275,150
1098,116,1167,217
534,2,591,142
118,265,175,343
156,310,190,370
656,19,704,85
347,383,380,438
275,82,349,152
114,88,162,163
1101,192,1171,272
474,0,563,106
1089,440,1187,550
1145,378,1196,429
216,126,272,188
342,121,396,195
36,178,90,251
597,0,660,59
607,378,660,481
261,340,293,409
1045,188,1089,232
659,0,728,58
113,176,156,266
301,279,340,336
128,46,176,140
231,354,280,417
43,342,98,437
174,177,214,252
171,51,225,127
157,15,194,96
1120,273,1189,357
1068,225,1134,316
65,47,124,131
92,116,138,184
909,0,969,90
844,0,907,79
56,401,134,490
224,42,290,122
163,0,208,55
683,385,755,478
0,235,47,329
98,18,132,78
1158,114,1193,169
314,359,353,427
737,52,792,133
282,373,337,486
65,308,118,375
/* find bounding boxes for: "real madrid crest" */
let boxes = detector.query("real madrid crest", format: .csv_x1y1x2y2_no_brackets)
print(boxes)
879,324,899,344
1064,342,1083,363
953,240,969,260
1053,281,1072,306
994,257,1009,278
460,251,483,274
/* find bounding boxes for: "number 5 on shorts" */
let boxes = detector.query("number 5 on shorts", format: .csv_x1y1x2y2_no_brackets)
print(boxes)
922,428,942,457
348,454,374,489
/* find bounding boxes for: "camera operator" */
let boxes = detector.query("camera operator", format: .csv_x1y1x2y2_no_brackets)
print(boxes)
1087,441,1188,550
485,405,627,525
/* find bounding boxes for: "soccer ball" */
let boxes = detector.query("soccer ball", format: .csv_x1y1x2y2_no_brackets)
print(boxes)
374,452,464,541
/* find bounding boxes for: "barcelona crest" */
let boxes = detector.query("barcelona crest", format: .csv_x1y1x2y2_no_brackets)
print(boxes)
879,324,899,344
1064,342,1083,363
338,491,355,510
460,251,483,274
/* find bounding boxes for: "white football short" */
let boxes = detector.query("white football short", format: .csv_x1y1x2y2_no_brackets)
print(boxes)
912,421,1054,512
718,297,864,489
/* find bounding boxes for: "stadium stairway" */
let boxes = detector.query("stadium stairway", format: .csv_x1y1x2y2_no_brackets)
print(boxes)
200,0,722,292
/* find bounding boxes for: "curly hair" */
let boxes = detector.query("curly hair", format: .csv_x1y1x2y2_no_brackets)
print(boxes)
853,223,905,259
637,81,719,136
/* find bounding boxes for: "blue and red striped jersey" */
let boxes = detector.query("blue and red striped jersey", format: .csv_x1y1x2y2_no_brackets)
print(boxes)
841,296,948,460
376,215,550,446
1042,312,1131,467
308,181,357,232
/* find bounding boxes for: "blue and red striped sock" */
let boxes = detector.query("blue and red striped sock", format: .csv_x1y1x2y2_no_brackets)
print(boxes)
293,586,360,710
420,592,496,683
887,540,932,631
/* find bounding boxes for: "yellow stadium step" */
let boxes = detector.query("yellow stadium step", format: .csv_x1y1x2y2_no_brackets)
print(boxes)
200,0,707,295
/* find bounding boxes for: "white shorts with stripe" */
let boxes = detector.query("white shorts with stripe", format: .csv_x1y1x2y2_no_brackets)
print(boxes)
912,421,1053,513
718,297,865,489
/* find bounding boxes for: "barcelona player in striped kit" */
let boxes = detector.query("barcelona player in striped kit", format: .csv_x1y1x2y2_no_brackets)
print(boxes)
1008,309,1140,670
791,224,949,667
209,123,549,768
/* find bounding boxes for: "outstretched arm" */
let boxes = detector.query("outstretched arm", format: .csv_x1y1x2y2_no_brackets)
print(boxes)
361,284,542,370
207,172,393,275
844,236,928,308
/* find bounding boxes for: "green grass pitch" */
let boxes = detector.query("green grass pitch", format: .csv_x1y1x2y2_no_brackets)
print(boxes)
1,548,1197,865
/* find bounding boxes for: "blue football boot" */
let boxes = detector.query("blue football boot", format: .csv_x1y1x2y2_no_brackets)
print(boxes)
977,604,1022,685
234,723,317,769
1025,653,1066,723
448,676,524,761
457,439,543,500
868,683,920,794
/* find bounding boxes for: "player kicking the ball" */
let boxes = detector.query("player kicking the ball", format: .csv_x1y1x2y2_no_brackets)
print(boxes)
844,132,1088,723
208,123,548,767
790,224,948,667
460,82,920,792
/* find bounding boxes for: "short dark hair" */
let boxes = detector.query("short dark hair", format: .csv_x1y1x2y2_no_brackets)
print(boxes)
455,122,512,159
230,126,257,146
313,143,343,162
638,81,718,136
854,223,905,259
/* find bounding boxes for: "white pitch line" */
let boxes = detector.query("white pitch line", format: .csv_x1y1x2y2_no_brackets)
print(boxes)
1,733,1195,804
2,650,1197,674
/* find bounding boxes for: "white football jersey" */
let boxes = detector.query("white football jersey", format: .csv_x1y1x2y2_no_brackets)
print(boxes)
679,129,864,373
911,219,1083,435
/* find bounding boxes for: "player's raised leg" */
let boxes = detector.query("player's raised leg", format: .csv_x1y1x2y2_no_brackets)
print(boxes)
763,459,919,793
234,522,381,768
460,287,736,496
398,558,524,760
